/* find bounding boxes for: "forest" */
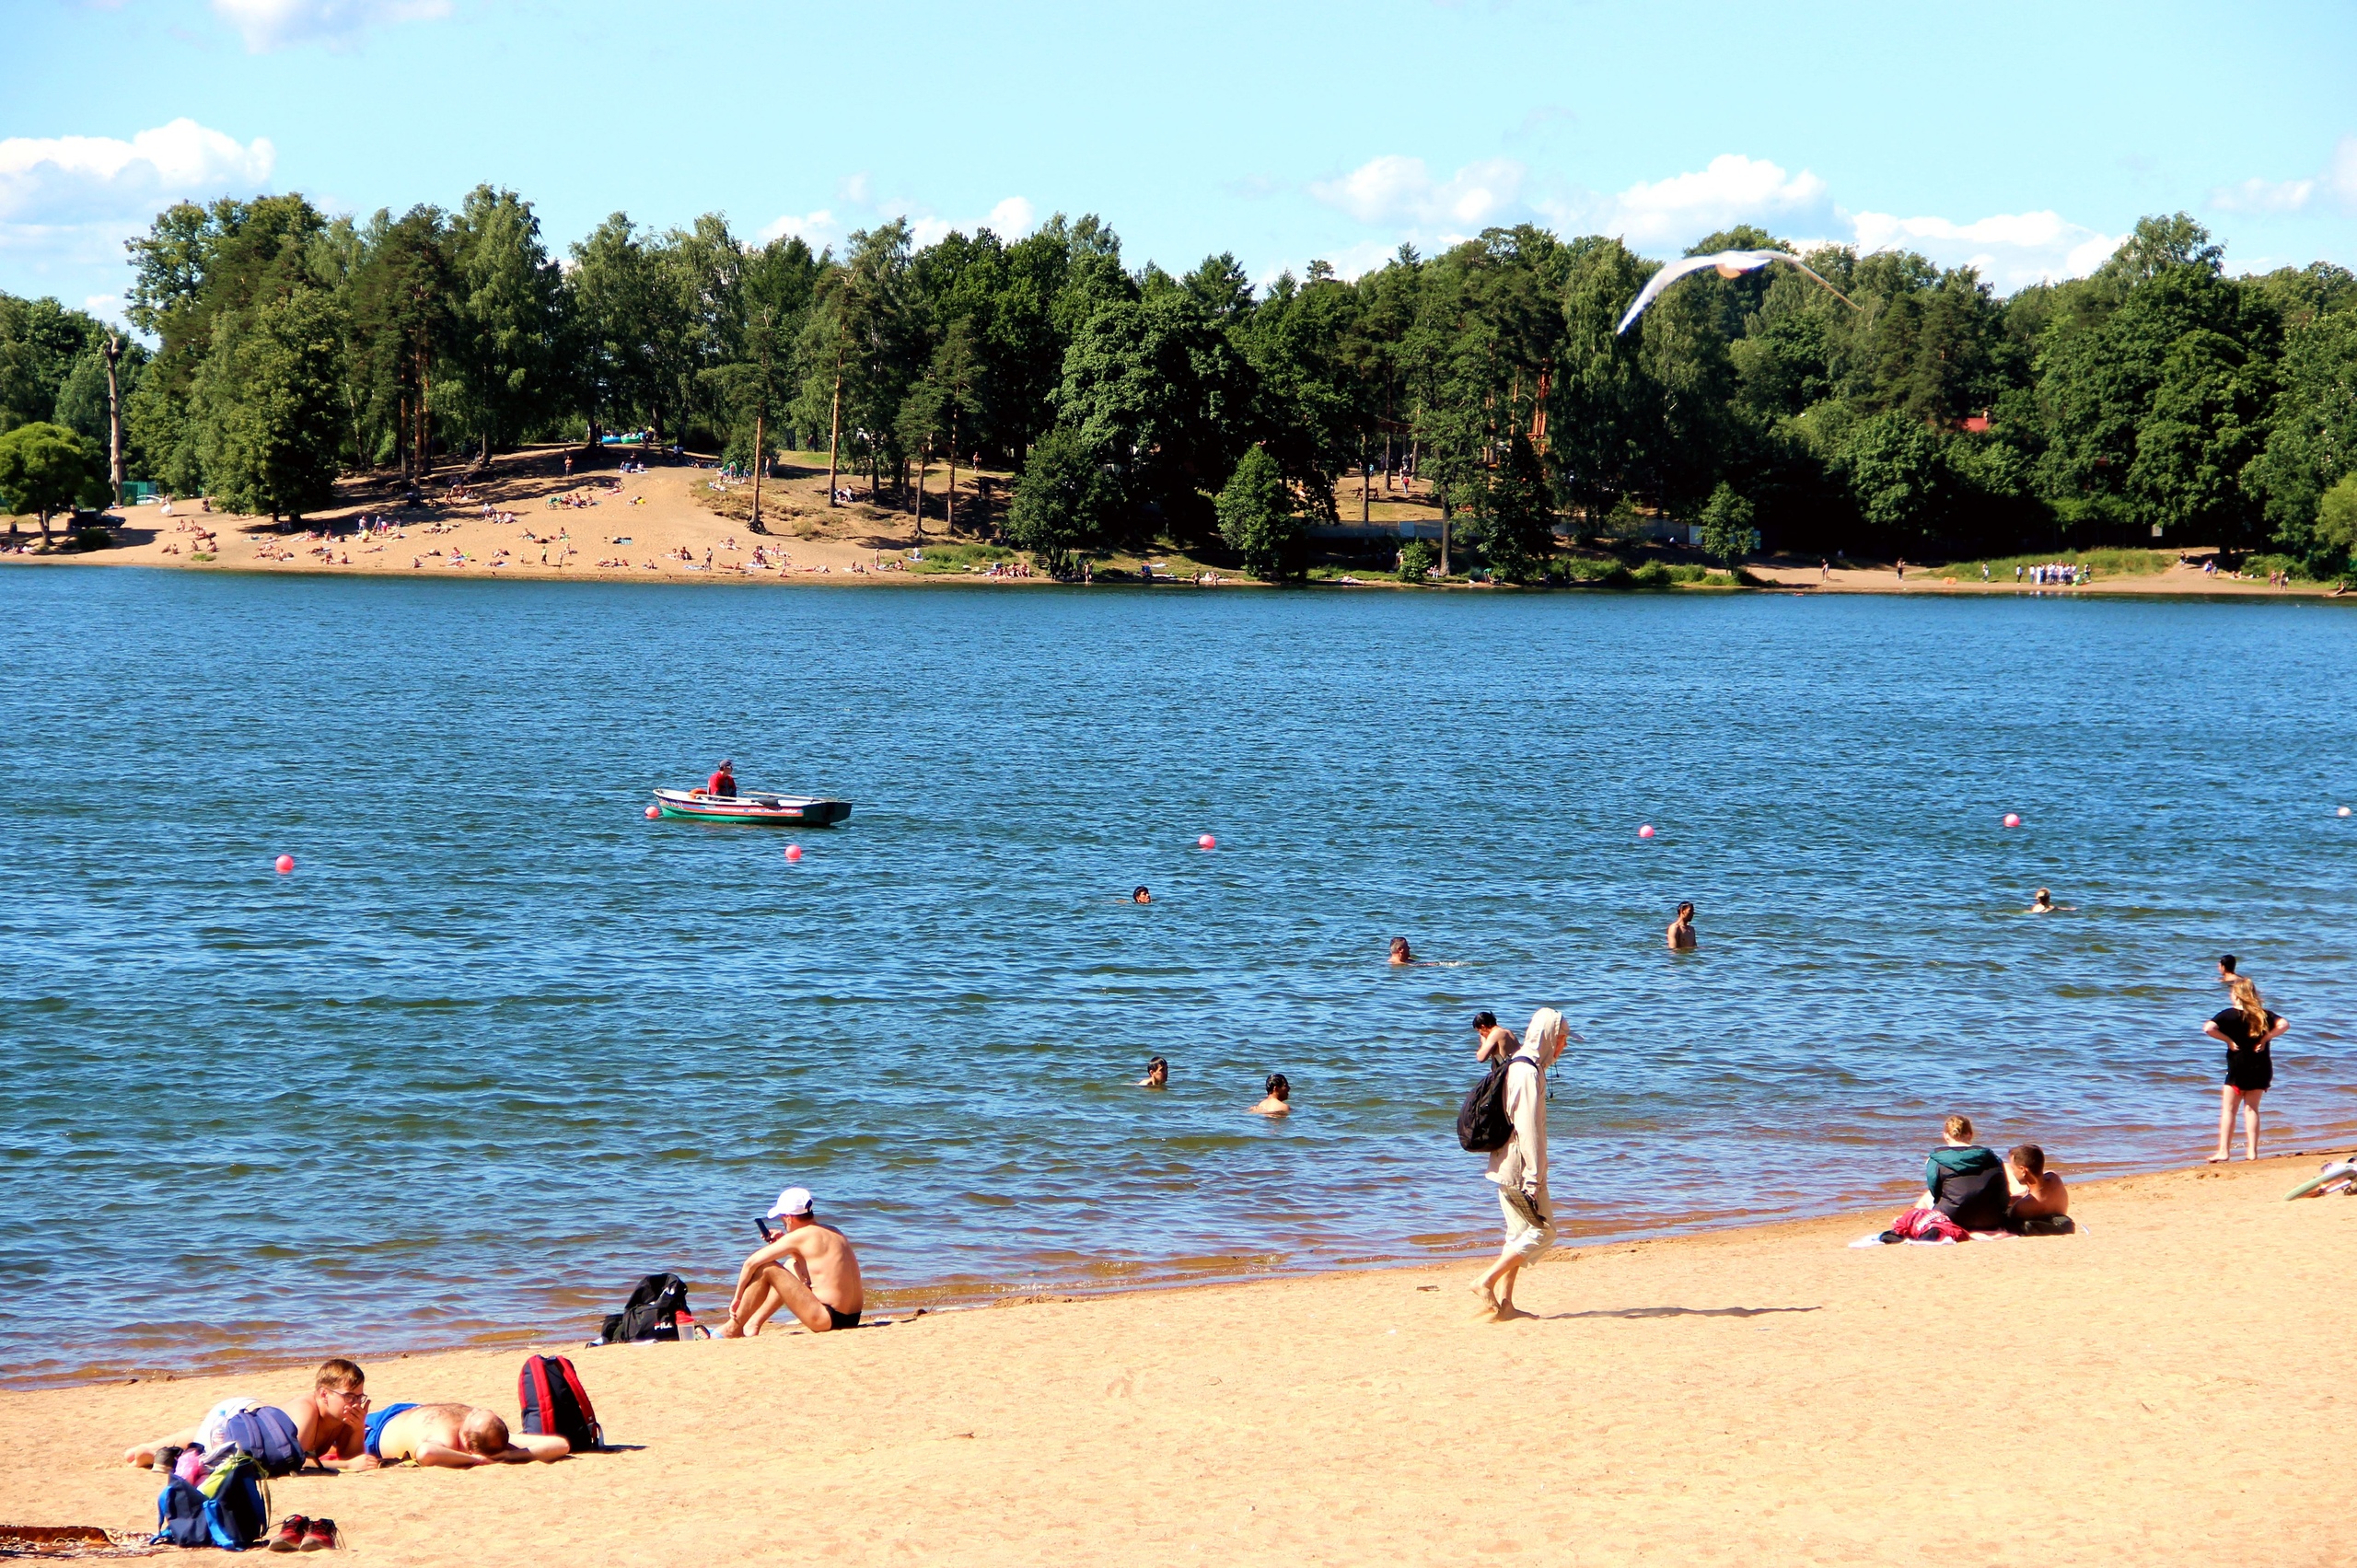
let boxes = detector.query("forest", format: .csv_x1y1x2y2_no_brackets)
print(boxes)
2,188,2353,581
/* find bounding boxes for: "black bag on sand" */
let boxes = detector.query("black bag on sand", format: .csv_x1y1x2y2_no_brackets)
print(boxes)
599,1272,691,1344
519,1354,604,1453
1457,1056,1528,1152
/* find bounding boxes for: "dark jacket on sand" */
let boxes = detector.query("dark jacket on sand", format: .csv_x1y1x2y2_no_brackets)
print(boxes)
1925,1145,2010,1231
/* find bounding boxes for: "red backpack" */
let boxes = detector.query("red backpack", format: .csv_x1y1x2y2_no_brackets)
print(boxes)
517,1354,604,1453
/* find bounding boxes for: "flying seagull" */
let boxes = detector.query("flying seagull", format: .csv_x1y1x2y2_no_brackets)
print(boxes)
1614,250,1858,335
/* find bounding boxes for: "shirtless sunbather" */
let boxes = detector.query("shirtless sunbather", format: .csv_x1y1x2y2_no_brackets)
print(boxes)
362,1402,568,1467
723,1187,865,1335
2004,1144,2069,1222
122,1358,370,1470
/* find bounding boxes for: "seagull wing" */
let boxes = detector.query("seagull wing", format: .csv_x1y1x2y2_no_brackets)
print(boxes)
1614,253,1736,335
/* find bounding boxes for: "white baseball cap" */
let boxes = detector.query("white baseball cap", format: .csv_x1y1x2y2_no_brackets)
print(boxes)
765,1186,814,1219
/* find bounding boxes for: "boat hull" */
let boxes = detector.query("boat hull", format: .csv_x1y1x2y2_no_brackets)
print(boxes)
652,789,853,826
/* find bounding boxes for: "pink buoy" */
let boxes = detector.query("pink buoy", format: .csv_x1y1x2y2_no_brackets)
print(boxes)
1198,834,1216,850
2003,813,2022,829
785,844,803,862
1637,824,1655,839
274,854,295,874
644,806,660,819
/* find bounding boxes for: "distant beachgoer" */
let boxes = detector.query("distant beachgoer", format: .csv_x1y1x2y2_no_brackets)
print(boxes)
2003,1144,2072,1233
1879,1116,2010,1242
1132,886,1151,904
563,454,573,477
2206,977,2286,1162
1474,1007,1569,1321
1895,558,1907,582
2029,889,2055,913
1252,1074,1291,1116
1818,559,1829,583
707,759,737,798
365,1403,568,1467
1140,1056,1168,1089
723,1187,865,1334
2216,954,2239,987
1666,901,1696,949
1472,1010,1517,1063
122,1359,370,1471
1388,936,1414,965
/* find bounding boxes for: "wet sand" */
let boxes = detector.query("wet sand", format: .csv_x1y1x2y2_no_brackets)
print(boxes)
8,1156,2352,1565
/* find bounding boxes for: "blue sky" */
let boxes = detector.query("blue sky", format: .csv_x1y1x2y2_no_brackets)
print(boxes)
6,0,2353,324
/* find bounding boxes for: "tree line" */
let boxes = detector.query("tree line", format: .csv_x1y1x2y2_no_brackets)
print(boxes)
3,190,2353,579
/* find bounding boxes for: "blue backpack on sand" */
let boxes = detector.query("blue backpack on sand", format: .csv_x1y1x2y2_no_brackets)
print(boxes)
215,1407,306,1477
154,1449,271,1550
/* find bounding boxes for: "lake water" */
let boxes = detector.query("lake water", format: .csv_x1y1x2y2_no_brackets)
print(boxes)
4,568,2353,1388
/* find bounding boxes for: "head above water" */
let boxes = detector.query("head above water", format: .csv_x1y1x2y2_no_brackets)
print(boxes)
1132,886,1151,903
1675,902,1694,920
2218,954,2237,979
459,1408,510,1457
1145,1055,1167,1080
1389,936,1411,958
1944,1114,1975,1144
1264,1073,1290,1101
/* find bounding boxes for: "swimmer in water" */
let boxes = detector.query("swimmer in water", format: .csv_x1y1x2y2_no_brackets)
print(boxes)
1132,886,1151,904
1252,1074,1291,1116
1473,1010,1518,1063
1388,936,1414,965
1666,902,1696,950
1140,1055,1168,1089
2027,889,2077,912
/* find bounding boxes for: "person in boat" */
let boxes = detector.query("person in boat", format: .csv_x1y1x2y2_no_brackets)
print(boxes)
703,759,737,799
1140,1056,1168,1089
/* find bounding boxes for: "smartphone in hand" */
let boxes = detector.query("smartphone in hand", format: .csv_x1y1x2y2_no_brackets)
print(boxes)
755,1217,777,1244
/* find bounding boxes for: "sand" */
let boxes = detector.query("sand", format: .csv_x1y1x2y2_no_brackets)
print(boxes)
8,1156,2354,1565
5,448,2344,599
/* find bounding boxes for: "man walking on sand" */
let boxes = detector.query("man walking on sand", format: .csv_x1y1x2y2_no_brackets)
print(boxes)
723,1187,865,1335
1474,1008,1570,1322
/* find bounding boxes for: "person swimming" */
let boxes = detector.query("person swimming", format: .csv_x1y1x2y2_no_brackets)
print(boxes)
1132,886,1151,904
1252,1074,1291,1116
1140,1056,1168,1089
1388,936,1414,965
2027,889,2077,912
1666,902,1696,949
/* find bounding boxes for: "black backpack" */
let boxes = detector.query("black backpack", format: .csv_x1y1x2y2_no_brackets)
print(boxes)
1457,1054,1534,1152
599,1272,690,1343
518,1353,604,1453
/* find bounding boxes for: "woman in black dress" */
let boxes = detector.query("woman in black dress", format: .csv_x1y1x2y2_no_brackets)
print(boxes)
2204,976,2288,1162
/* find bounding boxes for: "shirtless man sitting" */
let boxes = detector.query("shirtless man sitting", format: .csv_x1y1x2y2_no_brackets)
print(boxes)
2004,1144,2072,1232
122,1358,370,1471
361,1402,568,1468
723,1187,865,1335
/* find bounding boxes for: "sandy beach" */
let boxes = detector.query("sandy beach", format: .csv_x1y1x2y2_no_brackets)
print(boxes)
7,1156,2351,1565
3,447,2347,599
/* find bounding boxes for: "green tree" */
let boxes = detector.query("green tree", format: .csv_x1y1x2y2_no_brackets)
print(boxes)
2310,473,2357,580
1836,411,1953,543
0,422,104,539
1005,424,1116,572
1696,482,1759,568
443,185,565,465
1214,445,1306,582
2249,302,2357,565
1461,432,1555,579
193,281,345,520
1056,290,1249,547
348,205,451,480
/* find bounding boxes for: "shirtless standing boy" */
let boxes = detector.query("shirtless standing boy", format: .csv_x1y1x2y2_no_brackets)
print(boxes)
723,1187,865,1336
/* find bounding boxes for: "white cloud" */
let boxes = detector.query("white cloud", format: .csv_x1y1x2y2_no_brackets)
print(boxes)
986,196,1035,238
2327,134,2357,208
1592,154,1829,247
0,119,275,224
2209,177,2315,215
1850,209,2123,289
1309,155,1525,228
211,0,451,52
760,208,839,248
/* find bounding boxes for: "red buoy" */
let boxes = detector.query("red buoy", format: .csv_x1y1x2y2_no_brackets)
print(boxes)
274,854,295,874
1198,834,1216,850
785,844,803,862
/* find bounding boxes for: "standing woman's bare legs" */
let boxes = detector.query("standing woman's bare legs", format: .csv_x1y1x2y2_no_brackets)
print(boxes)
2213,1086,2241,1162
2240,1089,2263,1161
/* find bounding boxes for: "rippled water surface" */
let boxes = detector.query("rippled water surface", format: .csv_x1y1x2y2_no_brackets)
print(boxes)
4,569,2353,1387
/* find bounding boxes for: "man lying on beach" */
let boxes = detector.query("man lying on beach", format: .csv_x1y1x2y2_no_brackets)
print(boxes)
1879,1116,2012,1242
723,1187,865,1335
2003,1144,2073,1233
122,1358,370,1471
361,1402,568,1467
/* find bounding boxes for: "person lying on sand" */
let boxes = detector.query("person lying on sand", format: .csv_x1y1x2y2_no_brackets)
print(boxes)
2003,1144,2072,1233
723,1187,865,1335
1252,1074,1292,1116
362,1402,567,1468
123,1358,370,1470
1879,1116,2012,1242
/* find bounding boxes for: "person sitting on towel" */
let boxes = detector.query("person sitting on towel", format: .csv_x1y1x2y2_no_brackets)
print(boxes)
2003,1144,2073,1233
362,1402,568,1468
722,1186,865,1335
1882,1115,2011,1242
